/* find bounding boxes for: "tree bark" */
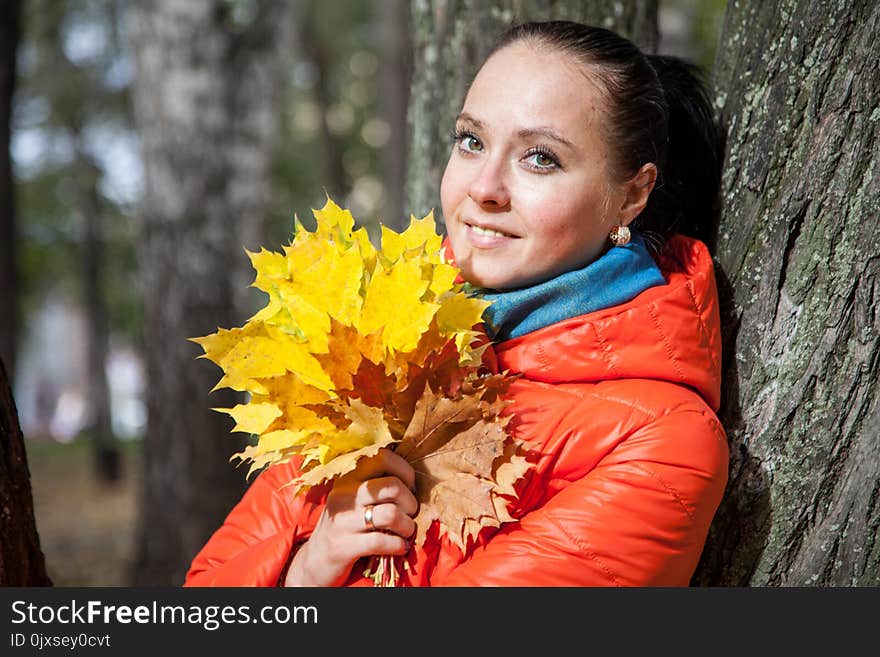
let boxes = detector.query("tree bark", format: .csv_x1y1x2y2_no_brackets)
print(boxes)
130,0,296,585
0,358,52,586
693,0,880,586
0,0,20,383
377,0,411,231
0,0,47,587
405,0,658,220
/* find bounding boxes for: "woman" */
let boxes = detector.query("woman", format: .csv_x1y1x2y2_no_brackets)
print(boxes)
184,20,728,587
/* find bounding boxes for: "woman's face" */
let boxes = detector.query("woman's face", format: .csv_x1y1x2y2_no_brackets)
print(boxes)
441,42,630,290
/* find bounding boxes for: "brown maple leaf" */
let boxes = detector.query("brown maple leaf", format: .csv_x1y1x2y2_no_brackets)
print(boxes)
343,358,398,409
392,339,462,421
395,382,529,551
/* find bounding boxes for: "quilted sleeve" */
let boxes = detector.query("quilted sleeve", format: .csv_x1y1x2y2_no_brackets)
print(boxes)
433,407,729,586
183,462,324,587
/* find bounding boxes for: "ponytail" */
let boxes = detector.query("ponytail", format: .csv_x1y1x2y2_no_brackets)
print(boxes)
640,54,723,249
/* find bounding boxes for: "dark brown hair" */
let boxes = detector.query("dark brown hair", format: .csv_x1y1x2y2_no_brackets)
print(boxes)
488,21,723,251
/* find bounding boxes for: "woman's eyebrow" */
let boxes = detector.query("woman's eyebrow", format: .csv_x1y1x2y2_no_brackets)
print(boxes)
456,113,575,150
455,112,483,128
517,127,575,150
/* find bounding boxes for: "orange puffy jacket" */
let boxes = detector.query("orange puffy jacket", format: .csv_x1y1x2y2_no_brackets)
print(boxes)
184,235,729,587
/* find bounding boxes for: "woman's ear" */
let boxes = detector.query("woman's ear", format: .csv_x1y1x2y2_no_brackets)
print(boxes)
617,163,657,225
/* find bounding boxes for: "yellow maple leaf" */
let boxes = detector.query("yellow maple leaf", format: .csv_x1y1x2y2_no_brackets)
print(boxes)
354,231,377,272
213,336,288,393
428,262,459,297
203,328,330,395
286,398,397,493
312,197,356,242
256,371,331,406
437,292,488,328
190,322,270,368
235,429,315,479
379,211,442,265
248,248,289,292
263,283,329,351
253,428,315,455
402,211,442,254
217,402,282,435
286,238,364,325
379,225,408,263
358,256,438,353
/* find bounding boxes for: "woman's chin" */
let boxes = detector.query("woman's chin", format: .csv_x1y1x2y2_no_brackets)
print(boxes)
462,270,517,291
456,254,533,290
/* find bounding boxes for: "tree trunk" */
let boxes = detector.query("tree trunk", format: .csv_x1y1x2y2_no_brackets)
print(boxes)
299,4,347,204
377,0,411,231
693,0,880,586
0,0,46,588
76,153,119,483
405,0,658,220
130,0,296,585
0,0,20,383
0,358,52,586
28,5,122,483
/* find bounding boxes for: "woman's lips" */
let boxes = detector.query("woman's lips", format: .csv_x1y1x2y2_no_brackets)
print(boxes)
464,221,520,248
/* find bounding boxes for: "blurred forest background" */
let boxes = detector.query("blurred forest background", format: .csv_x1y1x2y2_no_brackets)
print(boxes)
4,0,722,586
11,0,878,590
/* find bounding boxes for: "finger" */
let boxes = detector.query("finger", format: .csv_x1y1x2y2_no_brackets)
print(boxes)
350,448,416,491
362,502,416,539
358,476,419,516
358,528,411,557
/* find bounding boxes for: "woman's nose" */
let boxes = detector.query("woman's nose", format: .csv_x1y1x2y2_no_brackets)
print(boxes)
467,157,510,208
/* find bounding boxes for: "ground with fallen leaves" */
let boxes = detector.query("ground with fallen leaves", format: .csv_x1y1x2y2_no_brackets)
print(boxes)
27,438,140,587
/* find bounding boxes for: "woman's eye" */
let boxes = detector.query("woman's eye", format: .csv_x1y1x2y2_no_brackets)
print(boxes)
524,150,559,170
464,136,482,151
454,131,483,153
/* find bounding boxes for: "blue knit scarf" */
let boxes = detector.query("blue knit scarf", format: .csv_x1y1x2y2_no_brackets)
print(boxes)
475,233,666,342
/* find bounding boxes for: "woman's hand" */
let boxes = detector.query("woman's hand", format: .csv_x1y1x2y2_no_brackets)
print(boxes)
283,448,418,587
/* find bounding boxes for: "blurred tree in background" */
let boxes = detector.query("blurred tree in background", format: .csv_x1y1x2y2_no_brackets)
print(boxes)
129,0,299,586
12,0,140,482
269,0,410,243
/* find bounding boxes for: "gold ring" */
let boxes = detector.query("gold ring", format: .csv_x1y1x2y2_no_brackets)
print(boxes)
364,504,377,531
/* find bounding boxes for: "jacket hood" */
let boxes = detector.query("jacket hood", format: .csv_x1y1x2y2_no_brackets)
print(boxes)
489,235,723,411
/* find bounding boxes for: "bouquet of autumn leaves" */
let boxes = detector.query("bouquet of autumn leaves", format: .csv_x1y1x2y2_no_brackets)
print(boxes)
191,198,530,586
